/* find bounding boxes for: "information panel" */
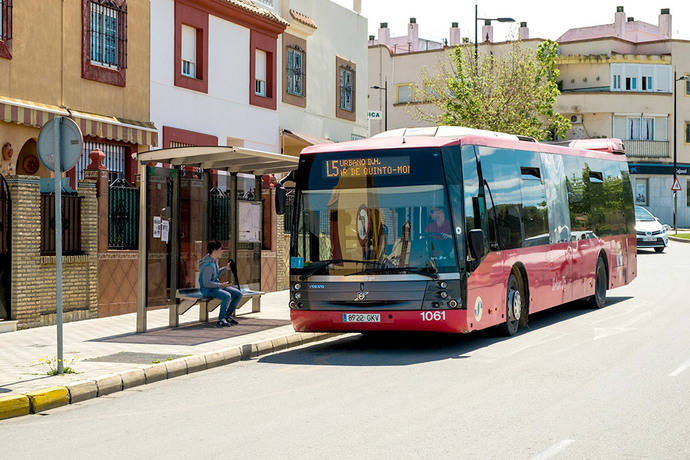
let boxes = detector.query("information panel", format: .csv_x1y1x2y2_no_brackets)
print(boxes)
323,156,411,179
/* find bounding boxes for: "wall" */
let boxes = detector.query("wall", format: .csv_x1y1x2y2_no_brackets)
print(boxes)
279,0,369,142
150,0,280,152
0,0,150,122
8,176,98,329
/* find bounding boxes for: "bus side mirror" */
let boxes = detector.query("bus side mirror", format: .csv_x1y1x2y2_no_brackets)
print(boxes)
275,186,286,215
468,229,485,260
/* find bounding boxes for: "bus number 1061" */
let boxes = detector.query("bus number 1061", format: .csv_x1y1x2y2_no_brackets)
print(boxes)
420,311,446,321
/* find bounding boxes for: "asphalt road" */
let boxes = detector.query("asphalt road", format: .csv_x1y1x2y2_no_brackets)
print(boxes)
2,243,689,460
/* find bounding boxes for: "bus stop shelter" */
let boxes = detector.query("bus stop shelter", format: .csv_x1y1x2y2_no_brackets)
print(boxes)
135,146,298,332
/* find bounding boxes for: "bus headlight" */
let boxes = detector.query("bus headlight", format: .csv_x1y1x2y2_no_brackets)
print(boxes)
289,300,297,308
439,291,449,299
448,299,459,308
439,281,448,289
294,283,301,290
294,292,302,300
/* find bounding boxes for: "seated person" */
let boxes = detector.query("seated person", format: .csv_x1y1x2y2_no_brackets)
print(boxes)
425,206,452,240
199,240,243,328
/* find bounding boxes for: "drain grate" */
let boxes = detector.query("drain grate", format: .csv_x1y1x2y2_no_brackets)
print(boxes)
85,352,186,364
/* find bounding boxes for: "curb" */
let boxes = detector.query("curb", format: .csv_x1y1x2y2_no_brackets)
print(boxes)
1,331,340,421
669,235,690,244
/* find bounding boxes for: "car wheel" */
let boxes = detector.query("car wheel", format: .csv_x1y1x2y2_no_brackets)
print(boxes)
587,257,607,309
500,272,526,336
654,247,664,253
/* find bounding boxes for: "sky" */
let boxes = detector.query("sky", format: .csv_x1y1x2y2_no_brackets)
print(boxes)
331,0,690,44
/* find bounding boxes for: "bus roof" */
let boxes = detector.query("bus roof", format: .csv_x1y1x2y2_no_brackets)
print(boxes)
301,126,628,163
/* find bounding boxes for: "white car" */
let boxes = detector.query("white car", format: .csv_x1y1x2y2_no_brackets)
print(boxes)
635,206,668,253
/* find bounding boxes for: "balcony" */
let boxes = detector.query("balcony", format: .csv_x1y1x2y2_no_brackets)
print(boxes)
623,140,669,158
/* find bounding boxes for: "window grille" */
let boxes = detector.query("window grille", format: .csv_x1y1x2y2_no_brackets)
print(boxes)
339,67,353,111
77,141,127,181
0,0,12,41
287,48,303,96
40,193,82,256
89,0,127,69
108,178,138,249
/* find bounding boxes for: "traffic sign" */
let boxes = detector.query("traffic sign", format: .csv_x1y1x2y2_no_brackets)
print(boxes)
37,117,83,172
671,176,682,192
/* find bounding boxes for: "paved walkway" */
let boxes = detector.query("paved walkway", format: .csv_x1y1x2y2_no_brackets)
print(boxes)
0,290,293,395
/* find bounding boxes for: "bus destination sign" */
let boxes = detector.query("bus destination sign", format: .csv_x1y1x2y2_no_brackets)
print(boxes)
324,156,411,179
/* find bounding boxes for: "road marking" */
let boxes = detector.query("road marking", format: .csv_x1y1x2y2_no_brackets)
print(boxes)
669,358,690,377
531,440,575,460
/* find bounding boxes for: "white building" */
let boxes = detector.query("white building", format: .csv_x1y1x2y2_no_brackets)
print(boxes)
278,0,369,156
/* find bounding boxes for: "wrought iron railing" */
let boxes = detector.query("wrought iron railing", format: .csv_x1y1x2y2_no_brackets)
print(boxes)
0,174,9,255
40,193,82,256
88,0,127,69
108,178,139,250
208,187,231,242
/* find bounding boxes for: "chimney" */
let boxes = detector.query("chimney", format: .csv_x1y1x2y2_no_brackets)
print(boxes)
368,35,375,45
482,19,493,43
353,0,361,14
408,17,419,52
519,21,529,40
659,8,672,39
449,22,461,46
614,6,626,38
378,22,390,44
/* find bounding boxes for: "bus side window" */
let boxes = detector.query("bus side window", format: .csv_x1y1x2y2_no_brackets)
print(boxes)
461,146,486,261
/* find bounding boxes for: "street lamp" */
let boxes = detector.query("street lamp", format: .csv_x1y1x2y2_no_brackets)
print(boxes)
474,3,515,60
673,71,687,234
371,81,388,132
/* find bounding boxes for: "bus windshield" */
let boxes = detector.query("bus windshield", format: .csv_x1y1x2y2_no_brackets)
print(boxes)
293,148,459,276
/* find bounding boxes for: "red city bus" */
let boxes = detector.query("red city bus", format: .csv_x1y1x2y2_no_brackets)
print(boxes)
278,127,636,336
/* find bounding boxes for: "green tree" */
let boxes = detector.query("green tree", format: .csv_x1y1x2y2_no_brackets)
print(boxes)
415,39,571,141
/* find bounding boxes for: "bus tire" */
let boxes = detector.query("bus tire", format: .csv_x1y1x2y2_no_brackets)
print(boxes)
500,272,524,336
588,257,607,309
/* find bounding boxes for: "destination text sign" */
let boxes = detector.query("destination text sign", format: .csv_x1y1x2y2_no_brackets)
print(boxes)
323,156,411,179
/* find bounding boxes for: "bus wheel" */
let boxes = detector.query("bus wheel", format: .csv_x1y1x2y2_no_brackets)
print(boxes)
588,257,607,309
501,273,523,336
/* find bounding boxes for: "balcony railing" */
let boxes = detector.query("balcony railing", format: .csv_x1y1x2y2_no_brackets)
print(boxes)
623,140,670,158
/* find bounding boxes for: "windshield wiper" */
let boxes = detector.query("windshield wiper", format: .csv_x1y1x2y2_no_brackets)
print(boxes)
299,259,381,281
345,266,439,280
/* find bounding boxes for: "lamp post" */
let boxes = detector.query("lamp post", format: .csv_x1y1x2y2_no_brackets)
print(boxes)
371,81,388,132
474,3,515,60
673,71,687,234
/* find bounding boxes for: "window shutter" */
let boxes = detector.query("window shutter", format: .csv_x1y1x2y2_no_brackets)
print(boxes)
181,25,196,65
655,117,668,141
654,65,671,92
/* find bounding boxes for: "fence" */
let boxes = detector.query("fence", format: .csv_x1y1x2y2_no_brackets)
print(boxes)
208,187,231,241
0,175,9,255
40,193,82,256
108,178,139,249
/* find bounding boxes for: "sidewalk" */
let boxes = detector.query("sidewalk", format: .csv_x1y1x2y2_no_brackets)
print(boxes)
0,290,298,396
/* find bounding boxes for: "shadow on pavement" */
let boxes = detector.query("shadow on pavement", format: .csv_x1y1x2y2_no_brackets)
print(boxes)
259,295,634,367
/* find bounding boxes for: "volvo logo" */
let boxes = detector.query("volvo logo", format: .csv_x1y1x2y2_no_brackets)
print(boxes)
354,283,369,302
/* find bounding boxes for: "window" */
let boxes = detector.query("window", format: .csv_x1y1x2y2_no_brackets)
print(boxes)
686,79,690,95
627,117,654,140
642,76,653,91
174,1,208,93
687,180,690,207
625,77,637,90
181,25,197,78
635,178,648,205
335,56,356,121
397,84,413,104
0,0,12,59
250,29,276,110
612,74,621,90
82,0,127,85
77,141,127,181
287,48,303,97
255,49,267,97
686,122,690,143
340,68,353,111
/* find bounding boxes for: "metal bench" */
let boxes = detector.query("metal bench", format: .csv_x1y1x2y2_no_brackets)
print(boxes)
171,288,264,327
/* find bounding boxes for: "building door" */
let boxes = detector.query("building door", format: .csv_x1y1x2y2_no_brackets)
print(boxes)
0,174,10,319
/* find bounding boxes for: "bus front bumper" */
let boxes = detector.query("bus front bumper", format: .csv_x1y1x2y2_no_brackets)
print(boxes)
290,309,469,334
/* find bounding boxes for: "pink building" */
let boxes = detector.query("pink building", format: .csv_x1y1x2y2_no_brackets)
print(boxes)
558,6,672,43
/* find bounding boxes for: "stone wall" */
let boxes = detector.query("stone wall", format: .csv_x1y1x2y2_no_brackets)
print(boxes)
8,176,98,329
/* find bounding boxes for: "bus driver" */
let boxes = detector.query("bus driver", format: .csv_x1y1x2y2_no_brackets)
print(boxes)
425,206,452,240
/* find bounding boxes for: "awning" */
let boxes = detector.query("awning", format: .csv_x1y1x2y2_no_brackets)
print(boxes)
281,129,331,146
137,146,298,174
0,95,158,146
